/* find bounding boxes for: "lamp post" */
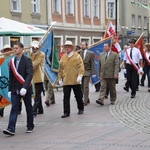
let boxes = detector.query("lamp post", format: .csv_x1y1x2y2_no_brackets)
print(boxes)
147,16,150,43
115,0,118,34
121,26,128,47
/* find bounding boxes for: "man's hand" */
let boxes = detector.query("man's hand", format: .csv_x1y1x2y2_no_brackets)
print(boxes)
20,88,27,96
77,76,82,83
8,91,11,98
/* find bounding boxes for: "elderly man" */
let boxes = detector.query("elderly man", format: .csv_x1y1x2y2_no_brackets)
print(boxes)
30,41,45,117
58,41,84,118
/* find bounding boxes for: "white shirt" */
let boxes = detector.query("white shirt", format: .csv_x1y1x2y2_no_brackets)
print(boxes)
83,49,87,59
124,47,142,64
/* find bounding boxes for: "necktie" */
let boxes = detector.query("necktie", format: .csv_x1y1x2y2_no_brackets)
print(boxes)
130,48,132,59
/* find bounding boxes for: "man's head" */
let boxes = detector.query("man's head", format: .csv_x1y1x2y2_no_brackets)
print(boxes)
31,41,40,53
124,45,128,51
62,41,75,54
81,41,88,50
128,39,136,48
1,44,13,54
103,42,111,52
13,42,24,57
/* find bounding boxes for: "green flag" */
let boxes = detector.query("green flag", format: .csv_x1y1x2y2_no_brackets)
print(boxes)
51,37,59,72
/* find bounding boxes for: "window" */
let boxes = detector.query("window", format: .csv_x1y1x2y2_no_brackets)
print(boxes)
143,0,148,5
106,1,115,19
66,0,74,15
144,16,147,29
80,37,91,46
84,0,90,17
52,0,61,14
132,15,135,27
93,0,99,18
138,16,141,28
31,0,40,14
10,37,20,47
11,0,21,12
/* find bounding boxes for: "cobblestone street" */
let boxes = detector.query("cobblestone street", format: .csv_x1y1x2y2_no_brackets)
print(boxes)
0,71,150,150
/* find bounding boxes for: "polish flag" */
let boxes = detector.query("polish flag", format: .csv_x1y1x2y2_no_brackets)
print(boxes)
104,20,121,53
135,32,144,55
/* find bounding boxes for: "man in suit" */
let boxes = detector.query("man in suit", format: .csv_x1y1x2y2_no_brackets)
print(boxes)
96,42,119,106
80,41,96,106
3,42,34,135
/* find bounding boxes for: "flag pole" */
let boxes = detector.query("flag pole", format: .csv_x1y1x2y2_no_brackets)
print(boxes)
135,32,145,44
103,19,111,38
39,21,57,45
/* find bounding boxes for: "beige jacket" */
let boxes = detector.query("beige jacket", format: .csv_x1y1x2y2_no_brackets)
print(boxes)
30,51,45,83
58,52,84,85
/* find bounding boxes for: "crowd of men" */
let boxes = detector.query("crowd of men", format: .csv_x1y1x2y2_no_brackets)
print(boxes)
0,37,149,136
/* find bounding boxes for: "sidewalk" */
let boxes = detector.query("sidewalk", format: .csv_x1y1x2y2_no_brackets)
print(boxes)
0,72,150,150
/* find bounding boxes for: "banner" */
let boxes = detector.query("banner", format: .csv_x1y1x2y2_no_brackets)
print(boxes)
104,20,121,53
135,32,144,55
40,30,58,85
88,37,112,84
0,56,13,108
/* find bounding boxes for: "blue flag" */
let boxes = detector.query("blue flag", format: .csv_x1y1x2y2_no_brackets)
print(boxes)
40,30,58,85
88,37,112,84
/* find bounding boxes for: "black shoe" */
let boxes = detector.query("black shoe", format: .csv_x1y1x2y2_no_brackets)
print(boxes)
3,129,15,136
123,87,129,92
105,95,108,99
140,83,144,86
45,101,50,106
26,128,34,133
61,113,70,118
131,94,135,98
78,110,84,115
18,111,21,115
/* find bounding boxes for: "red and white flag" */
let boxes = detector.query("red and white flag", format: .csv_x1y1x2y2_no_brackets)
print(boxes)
104,20,121,53
135,32,144,55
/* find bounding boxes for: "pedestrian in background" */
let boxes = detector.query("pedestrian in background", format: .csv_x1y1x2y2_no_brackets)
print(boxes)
30,41,45,117
79,41,96,106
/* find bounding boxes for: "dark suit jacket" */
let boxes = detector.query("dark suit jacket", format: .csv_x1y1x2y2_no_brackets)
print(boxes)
9,54,33,94
80,50,95,76
98,51,119,78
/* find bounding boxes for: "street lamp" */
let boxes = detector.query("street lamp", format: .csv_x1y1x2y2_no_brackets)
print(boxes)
147,16,150,43
115,0,118,34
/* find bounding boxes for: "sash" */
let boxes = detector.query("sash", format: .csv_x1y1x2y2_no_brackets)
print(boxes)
10,57,25,85
143,52,150,65
126,49,139,71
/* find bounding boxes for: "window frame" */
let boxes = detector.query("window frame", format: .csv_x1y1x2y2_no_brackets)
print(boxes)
66,0,74,15
106,0,115,19
31,0,40,14
52,0,61,14
93,0,99,18
11,0,21,12
84,0,90,18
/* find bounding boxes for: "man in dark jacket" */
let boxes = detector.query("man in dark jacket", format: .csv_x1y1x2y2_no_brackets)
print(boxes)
3,42,34,136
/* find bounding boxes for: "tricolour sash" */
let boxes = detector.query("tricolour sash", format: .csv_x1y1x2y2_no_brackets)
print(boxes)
10,57,25,85
143,52,150,65
125,49,139,71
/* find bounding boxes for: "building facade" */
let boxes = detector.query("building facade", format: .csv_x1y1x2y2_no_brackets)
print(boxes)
49,0,119,55
119,0,148,48
0,0,48,49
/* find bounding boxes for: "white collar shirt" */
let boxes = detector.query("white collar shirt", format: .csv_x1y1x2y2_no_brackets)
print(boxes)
83,49,87,59
124,47,142,64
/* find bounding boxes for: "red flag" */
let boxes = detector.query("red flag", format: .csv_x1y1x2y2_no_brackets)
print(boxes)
104,20,121,53
135,33,144,55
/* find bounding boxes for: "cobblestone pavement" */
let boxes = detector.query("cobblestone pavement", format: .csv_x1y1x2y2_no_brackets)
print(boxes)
0,71,150,150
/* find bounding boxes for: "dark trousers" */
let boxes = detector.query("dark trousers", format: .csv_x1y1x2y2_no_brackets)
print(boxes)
141,66,146,85
33,83,44,115
7,93,34,132
126,64,138,95
94,82,100,92
0,108,4,117
63,84,84,115
145,66,150,88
